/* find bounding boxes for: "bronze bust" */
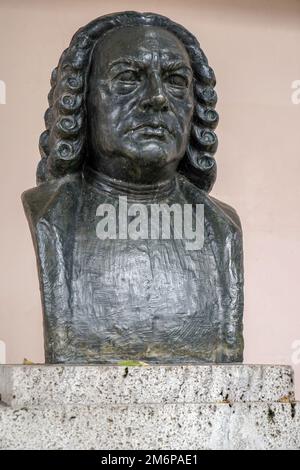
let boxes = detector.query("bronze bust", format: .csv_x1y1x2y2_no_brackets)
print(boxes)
22,12,244,364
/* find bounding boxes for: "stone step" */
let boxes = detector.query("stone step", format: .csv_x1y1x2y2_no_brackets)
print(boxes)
0,364,295,408
0,401,299,450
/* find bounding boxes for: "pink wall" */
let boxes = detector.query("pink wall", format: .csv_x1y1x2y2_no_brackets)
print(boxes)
0,0,300,396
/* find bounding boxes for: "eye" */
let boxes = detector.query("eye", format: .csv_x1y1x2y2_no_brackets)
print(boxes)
115,70,140,82
166,74,188,88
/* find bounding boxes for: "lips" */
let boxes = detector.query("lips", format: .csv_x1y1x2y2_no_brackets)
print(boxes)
130,122,173,139
138,126,168,138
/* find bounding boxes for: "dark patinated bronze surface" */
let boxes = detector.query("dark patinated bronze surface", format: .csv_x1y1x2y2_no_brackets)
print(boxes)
22,12,244,363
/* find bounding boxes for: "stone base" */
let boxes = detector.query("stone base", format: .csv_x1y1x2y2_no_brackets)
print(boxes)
0,364,299,450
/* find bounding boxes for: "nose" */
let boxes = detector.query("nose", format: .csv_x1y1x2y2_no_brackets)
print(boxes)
140,72,169,112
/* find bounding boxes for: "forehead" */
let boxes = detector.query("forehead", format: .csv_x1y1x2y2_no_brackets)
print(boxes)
92,25,191,69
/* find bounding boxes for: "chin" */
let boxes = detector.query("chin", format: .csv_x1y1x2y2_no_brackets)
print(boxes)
125,141,177,165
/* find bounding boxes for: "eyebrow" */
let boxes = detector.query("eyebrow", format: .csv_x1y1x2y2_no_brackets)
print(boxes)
109,57,192,74
162,60,192,73
109,58,147,71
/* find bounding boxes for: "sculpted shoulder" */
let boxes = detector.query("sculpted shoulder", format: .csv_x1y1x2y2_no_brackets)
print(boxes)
22,173,82,227
208,195,242,234
177,175,242,235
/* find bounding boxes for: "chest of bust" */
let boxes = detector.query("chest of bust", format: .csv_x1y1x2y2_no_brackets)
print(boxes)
68,185,227,362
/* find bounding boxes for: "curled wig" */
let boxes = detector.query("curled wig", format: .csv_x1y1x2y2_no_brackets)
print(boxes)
37,11,219,192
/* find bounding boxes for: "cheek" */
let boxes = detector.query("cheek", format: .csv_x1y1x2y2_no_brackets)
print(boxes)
175,104,194,136
99,91,138,127
181,94,194,120
170,91,194,123
174,103,193,150
92,94,122,135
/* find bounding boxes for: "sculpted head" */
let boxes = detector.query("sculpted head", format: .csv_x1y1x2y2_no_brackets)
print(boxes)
38,12,219,191
87,26,194,183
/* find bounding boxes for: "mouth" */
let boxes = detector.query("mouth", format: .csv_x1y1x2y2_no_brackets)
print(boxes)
129,123,173,140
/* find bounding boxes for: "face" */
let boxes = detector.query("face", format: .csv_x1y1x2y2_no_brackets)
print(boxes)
87,26,194,183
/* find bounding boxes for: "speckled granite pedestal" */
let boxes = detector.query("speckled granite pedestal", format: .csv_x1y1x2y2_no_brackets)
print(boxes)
0,364,299,450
